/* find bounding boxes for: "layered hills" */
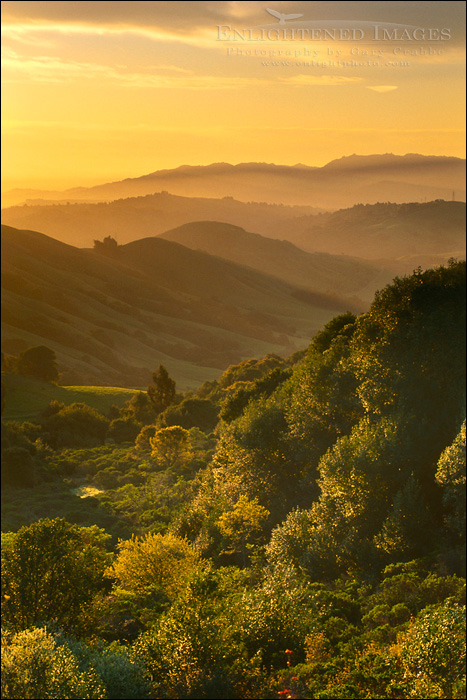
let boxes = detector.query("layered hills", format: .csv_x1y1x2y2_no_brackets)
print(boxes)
3,193,465,269
158,221,388,302
0,193,318,248
288,200,467,260
3,154,465,209
1,225,360,389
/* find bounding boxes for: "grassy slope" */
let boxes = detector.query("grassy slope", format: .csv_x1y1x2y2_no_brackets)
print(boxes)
2,373,136,423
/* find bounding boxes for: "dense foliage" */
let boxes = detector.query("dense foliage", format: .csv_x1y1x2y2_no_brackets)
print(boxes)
1,262,465,698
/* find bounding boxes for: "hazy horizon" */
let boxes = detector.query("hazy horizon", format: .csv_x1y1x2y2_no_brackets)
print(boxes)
2,151,466,195
2,1,465,192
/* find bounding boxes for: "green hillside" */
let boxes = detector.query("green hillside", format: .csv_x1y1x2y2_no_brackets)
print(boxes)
1,373,136,423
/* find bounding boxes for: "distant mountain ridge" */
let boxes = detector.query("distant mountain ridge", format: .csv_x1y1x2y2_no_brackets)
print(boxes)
3,154,464,208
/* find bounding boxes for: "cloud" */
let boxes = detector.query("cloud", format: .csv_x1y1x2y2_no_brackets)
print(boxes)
366,85,399,93
1,47,272,89
282,74,364,86
1,1,465,46
1,47,367,91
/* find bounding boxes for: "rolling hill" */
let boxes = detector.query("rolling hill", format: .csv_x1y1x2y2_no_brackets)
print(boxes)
287,201,466,260
3,154,464,209
2,189,465,262
1,373,136,423
1,225,355,389
158,221,389,302
0,192,319,248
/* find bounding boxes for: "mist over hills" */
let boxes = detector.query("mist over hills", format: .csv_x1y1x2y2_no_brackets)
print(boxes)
288,200,466,260
3,154,464,209
158,221,389,302
0,193,319,248
2,156,464,389
1,225,356,389
2,195,464,273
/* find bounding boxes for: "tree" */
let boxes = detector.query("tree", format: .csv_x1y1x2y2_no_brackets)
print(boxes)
161,397,219,433
265,508,315,583
374,475,434,558
43,402,109,448
150,425,193,472
134,566,264,700
218,354,284,389
220,367,291,423
1,519,110,632
135,424,157,452
352,262,465,437
16,345,59,383
125,391,156,425
311,311,357,354
435,419,466,543
395,602,466,698
147,365,176,415
107,532,199,598
107,417,141,444
216,495,269,566
1,627,105,700
297,417,409,578
93,235,119,256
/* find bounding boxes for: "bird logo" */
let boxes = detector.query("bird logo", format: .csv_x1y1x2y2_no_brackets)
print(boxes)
266,8,304,24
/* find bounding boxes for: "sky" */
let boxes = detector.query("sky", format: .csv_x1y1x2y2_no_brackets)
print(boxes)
1,1,466,191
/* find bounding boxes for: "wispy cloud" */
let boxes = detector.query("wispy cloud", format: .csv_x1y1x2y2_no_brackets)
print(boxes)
282,74,363,87
1,47,271,88
2,48,368,90
1,21,221,50
366,85,399,93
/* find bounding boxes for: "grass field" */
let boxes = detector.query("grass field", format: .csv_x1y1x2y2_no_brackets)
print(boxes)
2,373,136,423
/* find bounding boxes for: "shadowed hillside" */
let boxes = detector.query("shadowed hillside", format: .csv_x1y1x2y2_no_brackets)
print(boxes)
1,225,355,388
158,221,389,301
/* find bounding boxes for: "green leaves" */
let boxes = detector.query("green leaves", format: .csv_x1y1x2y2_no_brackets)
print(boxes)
150,425,193,473
16,346,59,384
435,420,466,543
1,627,106,700
217,496,269,567
147,365,175,416
1,518,110,633
107,532,199,599
397,602,466,697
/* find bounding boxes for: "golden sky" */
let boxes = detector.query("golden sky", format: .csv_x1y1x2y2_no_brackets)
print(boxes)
1,1,465,191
